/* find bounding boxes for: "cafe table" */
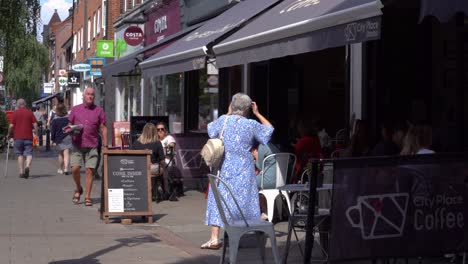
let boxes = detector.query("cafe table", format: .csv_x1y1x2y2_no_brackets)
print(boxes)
277,183,332,264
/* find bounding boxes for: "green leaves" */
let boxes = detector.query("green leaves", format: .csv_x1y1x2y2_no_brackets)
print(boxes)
0,0,48,106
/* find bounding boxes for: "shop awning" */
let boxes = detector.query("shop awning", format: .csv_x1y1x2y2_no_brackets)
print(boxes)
102,23,204,77
213,0,383,68
419,0,468,22
140,0,280,78
32,93,60,106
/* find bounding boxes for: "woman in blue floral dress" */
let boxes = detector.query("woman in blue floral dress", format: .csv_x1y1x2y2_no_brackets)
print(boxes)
201,93,274,249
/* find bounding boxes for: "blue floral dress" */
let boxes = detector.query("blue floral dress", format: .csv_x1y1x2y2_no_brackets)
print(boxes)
205,114,274,227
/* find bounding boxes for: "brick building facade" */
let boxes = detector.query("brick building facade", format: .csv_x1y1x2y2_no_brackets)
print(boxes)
72,0,121,63
51,16,72,92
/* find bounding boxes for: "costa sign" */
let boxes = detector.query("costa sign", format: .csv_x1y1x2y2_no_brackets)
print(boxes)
124,26,144,46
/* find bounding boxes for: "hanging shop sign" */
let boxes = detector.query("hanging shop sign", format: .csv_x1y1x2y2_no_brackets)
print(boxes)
89,58,105,76
124,26,144,46
43,82,55,94
96,40,115,57
58,76,68,87
72,63,91,72
59,69,67,76
68,71,80,88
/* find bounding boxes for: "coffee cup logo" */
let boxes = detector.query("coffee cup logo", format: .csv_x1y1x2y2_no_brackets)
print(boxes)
346,193,409,240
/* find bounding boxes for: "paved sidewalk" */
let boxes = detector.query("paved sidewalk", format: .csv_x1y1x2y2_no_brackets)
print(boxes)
0,147,313,264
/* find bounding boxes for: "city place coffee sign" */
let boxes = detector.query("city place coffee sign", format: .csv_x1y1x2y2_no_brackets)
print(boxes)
329,156,468,261
124,26,144,46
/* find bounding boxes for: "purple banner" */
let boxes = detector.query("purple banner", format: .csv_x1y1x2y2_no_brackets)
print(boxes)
171,134,210,180
329,155,468,260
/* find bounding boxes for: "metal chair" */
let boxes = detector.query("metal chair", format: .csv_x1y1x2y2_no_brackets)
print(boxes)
207,174,281,264
258,153,296,222
121,132,131,150
284,170,331,263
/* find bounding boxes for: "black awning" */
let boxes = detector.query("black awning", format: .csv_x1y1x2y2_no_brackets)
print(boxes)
101,22,204,77
139,0,280,78
213,0,383,68
101,55,138,76
32,93,60,106
419,0,468,22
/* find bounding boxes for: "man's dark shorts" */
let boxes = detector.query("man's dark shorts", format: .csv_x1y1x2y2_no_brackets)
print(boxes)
14,139,33,156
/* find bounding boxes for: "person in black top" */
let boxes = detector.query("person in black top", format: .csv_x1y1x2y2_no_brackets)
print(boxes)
50,103,72,174
372,119,401,156
132,123,166,201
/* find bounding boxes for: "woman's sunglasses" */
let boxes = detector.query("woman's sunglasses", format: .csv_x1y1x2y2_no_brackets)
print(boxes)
157,128,165,131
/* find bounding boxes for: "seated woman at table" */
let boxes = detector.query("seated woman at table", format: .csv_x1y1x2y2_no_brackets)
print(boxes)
132,123,167,201
400,123,434,155
294,118,321,181
252,142,280,220
342,119,371,157
252,142,280,189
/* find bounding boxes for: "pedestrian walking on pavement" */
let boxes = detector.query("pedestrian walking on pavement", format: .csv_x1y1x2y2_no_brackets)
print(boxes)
50,103,72,175
6,98,38,179
68,87,108,206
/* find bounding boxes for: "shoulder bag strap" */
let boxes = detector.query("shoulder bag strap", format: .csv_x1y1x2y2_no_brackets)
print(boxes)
219,116,228,140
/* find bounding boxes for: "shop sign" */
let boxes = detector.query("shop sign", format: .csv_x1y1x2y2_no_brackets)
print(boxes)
124,26,144,46
96,40,114,57
154,15,167,34
68,71,80,88
145,0,181,46
59,69,67,76
72,63,91,72
89,58,105,76
43,82,55,94
207,75,218,86
204,87,218,94
58,76,68,86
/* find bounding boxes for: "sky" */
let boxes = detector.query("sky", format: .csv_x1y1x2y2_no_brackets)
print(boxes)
40,0,72,38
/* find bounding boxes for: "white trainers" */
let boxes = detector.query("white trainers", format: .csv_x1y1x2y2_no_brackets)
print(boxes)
57,169,63,174
261,213,268,221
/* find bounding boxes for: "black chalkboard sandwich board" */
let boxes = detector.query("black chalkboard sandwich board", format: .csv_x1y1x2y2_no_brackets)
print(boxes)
102,149,153,224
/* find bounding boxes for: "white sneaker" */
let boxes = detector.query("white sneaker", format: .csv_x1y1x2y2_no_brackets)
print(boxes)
57,169,63,174
261,213,268,221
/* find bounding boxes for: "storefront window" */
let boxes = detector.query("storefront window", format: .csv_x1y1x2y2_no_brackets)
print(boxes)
152,73,183,134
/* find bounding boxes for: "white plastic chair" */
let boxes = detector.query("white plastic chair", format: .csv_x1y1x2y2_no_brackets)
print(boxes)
259,153,297,222
208,174,281,264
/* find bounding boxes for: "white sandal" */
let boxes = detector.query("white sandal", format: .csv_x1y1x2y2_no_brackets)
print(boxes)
200,238,222,250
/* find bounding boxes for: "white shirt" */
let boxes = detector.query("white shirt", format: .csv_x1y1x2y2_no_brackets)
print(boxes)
161,135,176,165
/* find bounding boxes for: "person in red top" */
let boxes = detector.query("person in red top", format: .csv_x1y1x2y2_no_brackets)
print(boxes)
294,118,321,181
6,98,38,179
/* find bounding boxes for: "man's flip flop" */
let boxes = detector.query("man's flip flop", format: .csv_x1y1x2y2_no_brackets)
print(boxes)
72,187,83,204
84,198,93,206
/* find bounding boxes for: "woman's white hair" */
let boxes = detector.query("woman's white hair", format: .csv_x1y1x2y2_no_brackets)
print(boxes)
230,93,252,116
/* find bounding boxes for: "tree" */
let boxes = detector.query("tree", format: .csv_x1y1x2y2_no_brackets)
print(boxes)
0,0,48,106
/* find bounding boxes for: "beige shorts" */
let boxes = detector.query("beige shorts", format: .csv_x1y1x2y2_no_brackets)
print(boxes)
70,147,99,169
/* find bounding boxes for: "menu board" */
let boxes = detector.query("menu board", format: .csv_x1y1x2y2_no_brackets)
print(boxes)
102,150,152,223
